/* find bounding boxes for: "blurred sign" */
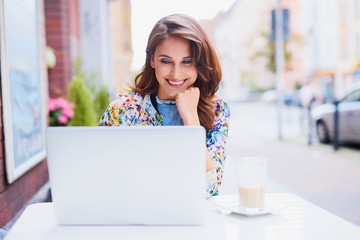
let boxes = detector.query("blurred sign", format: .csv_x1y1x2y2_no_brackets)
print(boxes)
354,69,360,81
270,9,290,42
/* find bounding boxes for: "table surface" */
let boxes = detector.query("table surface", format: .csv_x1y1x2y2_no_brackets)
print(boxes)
5,193,360,240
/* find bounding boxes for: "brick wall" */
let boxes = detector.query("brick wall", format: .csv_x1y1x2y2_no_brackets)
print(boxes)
69,0,80,41
45,0,73,98
69,0,81,63
0,98,49,227
0,0,50,228
0,160,49,227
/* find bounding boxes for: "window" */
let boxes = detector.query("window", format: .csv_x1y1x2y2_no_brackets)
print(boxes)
342,89,360,102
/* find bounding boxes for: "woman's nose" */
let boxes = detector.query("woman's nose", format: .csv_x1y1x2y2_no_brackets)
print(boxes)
170,64,181,79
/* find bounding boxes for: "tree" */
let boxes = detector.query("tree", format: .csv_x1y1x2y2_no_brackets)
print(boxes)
250,31,293,73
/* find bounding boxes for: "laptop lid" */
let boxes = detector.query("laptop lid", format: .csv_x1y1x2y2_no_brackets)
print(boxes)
46,126,206,225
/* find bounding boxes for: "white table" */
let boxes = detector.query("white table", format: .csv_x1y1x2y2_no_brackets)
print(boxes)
5,193,360,240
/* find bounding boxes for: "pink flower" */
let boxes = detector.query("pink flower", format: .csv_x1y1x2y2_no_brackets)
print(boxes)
61,103,74,118
57,115,69,124
48,99,57,111
49,98,67,111
48,97,75,126
55,98,67,108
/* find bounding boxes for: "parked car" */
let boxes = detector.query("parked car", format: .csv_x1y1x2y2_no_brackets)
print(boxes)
311,86,360,144
283,90,301,106
260,90,277,103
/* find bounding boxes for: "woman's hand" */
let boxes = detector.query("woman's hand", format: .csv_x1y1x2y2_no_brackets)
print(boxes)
175,87,200,126
176,87,215,172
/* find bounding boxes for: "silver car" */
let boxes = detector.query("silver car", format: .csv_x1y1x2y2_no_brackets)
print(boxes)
311,86,360,144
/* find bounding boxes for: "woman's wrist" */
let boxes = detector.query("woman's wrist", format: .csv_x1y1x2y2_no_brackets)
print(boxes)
182,115,200,126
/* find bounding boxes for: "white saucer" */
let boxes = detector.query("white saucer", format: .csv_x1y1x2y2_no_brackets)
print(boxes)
218,204,272,217
214,198,272,217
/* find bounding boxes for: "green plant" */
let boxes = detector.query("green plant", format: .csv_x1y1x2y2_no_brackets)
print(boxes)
68,57,111,125
294,81,302,90
94,85,110,121
68,75,98,126
73,58,98,93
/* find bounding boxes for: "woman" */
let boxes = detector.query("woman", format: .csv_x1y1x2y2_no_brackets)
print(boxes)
98,14,230,197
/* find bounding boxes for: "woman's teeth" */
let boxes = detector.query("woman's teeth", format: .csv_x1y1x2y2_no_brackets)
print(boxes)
168,80,185,85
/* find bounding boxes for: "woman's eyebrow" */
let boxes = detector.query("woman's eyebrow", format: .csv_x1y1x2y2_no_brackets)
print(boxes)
157,54,192,59
158,54,172,58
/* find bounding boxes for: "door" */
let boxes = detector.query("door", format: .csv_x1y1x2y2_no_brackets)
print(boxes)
338,89,360,143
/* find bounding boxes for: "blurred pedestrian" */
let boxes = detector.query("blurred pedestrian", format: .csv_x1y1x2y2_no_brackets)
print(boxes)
98,14,230,197
299,84,314,109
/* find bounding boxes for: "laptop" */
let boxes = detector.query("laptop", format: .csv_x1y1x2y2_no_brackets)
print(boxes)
46,126,206,225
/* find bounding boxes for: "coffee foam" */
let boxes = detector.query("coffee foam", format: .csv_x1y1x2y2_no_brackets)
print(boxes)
238,186,265,208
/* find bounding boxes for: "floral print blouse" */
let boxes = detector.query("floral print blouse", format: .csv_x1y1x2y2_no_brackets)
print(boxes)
98,92,230,197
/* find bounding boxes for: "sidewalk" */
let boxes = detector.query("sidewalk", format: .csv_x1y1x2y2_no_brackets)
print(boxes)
226,101,360,226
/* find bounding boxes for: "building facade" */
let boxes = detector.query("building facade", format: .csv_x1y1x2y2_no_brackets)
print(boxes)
202,0,360,102
0,0,132,229
203,0,276,100
336,0,360,94
46,0,132,99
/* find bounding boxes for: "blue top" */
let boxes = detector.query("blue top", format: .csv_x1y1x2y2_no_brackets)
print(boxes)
156,96,184,126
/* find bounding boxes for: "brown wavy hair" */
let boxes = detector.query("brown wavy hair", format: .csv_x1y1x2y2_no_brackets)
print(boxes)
131,14,222,130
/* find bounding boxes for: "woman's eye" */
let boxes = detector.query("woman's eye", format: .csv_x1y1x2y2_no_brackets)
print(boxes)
183,60,192,64
160,59,171,64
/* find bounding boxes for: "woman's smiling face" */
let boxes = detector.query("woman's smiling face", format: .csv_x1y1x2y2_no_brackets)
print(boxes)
151,36,198,100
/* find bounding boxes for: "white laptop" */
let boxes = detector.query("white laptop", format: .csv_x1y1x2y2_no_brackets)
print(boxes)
46,126,206,225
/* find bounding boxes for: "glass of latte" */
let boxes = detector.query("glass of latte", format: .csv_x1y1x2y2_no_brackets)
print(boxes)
235,157,268,213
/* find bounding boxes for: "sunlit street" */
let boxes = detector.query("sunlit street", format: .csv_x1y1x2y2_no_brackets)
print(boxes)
221,100,360,225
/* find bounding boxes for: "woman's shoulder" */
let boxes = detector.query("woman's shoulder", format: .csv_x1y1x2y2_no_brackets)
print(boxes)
213,96,230,115
207,96,230,134
111,92,149,107
115,91,146,101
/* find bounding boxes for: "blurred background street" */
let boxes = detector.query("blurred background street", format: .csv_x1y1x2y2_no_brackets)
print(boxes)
220,100,360,226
